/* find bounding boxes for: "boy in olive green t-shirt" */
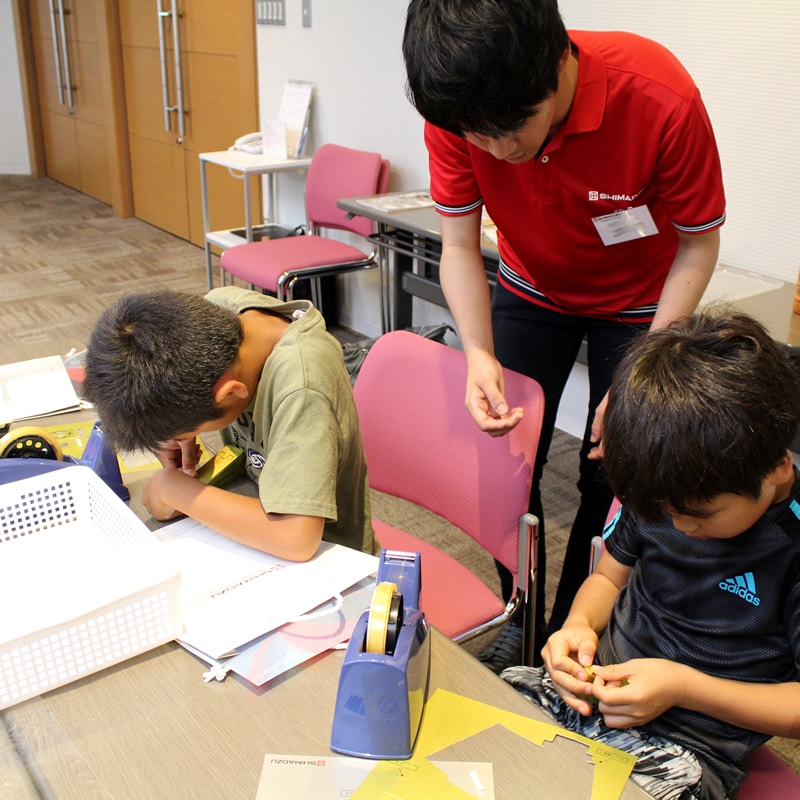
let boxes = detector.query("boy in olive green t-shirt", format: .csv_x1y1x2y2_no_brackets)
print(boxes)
83,286,375,560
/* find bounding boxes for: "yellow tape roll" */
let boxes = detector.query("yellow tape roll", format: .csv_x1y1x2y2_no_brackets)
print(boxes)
0,426,63,460
366,582,399,655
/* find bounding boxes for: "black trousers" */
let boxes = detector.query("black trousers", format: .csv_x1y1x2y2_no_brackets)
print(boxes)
490,281,648,635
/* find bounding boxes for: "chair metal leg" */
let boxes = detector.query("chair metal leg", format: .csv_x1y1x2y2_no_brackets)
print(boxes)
520,513,540,667
284,275,299,302
310,277,322,309
378,249,388,334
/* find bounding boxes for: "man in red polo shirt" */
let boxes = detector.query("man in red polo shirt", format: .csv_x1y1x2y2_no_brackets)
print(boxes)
403,0,725,671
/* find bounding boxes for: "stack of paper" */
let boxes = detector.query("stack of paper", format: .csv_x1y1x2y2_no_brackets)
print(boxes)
155,517,378,683
0,355,81,425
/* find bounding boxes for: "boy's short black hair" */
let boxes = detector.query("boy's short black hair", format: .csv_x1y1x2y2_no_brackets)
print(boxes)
603,307,800,521
83,290,242,452
403,0,569,136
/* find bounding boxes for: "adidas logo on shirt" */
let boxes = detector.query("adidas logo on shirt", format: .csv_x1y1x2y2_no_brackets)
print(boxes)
718,572,760,606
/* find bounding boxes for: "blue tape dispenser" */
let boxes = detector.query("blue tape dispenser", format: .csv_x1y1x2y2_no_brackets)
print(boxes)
0,422,129,500
330,548,430,759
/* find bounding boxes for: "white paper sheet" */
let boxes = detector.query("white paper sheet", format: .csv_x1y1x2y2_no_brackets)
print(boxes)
256,755,494,799
155,518,377,659
0,355,81,424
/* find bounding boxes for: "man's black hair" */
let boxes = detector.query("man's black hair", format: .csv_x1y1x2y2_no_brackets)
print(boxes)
403,0,569,136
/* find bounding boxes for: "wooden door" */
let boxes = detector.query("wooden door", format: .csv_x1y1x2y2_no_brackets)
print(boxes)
23,0,127,211
118,0,259,246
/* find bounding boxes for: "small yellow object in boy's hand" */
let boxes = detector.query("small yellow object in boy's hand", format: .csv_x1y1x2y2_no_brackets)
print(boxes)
582,663,628,706
583,663,600,705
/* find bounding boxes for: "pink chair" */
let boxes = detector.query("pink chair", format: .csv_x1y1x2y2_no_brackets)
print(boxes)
599,502,800,795
220,143,390,323
353,330,545,665
739,745,800,799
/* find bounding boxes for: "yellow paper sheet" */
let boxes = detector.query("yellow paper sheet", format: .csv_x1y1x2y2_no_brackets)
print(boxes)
41,420,211,474
347,689,635,800
353,758,482,799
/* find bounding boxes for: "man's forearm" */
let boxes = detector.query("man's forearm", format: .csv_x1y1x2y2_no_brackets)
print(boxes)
651,228,720,330
439,245,495,354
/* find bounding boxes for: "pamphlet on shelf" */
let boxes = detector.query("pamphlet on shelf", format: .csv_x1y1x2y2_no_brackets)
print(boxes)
262,79,313,159
261,119,288,158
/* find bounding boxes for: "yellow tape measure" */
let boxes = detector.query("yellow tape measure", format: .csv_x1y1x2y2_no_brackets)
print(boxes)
366,581,403,655
0,426,63,460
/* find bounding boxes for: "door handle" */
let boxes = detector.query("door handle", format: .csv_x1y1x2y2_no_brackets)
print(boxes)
49,1,64,105
156,0,185,138
170,0,186,138
157,0,172,132
56,0,75,111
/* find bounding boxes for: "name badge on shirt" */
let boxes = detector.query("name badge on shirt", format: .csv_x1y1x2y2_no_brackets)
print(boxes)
592,205,659,246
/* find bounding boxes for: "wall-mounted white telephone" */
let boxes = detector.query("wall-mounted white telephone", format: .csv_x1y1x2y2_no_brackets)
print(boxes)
231,132,263,154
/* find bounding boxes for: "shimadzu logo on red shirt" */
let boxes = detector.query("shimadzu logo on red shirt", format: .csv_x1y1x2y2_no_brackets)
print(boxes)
718,572,760,606
588,190,641,202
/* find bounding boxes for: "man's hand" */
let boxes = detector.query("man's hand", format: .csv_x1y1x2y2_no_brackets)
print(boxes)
464,349,524,436
587,392,608,461
153,437,202,476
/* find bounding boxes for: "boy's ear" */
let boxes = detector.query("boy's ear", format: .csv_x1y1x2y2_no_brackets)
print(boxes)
212,375,249,407
771,450,795,484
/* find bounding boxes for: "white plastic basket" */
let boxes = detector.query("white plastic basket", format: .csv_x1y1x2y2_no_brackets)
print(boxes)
0,465,182,709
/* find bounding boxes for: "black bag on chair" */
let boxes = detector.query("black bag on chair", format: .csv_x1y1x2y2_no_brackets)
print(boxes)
342,324,454,385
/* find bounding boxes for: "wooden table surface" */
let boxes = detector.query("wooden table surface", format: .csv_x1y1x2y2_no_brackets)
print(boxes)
3,630,647,799
1,417,647,799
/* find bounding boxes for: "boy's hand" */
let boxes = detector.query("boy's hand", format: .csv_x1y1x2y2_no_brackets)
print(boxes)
154,438,202,476
541,624,600,715
591,659,687,728
142,468,188,521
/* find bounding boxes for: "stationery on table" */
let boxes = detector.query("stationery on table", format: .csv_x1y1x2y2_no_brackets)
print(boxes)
257,689,637,800
256,755,495,800
154,517,378,672
356,191,435,213
35,419,214,476
0,355,81,425
212,576,375,686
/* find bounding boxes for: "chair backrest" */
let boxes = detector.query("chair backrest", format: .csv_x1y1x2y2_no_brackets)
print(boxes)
305,143,387,237
354,330,544,581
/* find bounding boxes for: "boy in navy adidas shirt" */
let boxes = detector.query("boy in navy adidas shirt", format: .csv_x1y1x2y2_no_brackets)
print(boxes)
503,308,800,800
